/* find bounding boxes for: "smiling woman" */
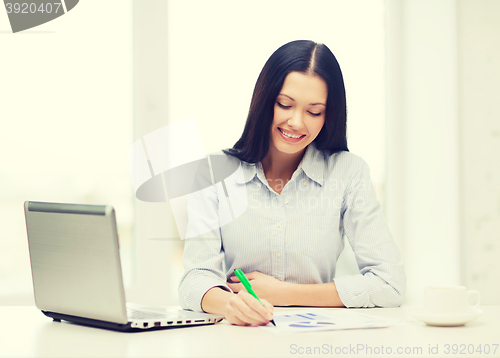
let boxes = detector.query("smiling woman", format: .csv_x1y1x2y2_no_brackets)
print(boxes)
178,40,405,326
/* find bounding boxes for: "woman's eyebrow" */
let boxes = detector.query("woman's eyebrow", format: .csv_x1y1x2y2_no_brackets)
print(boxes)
279,93,326,106
279,94,295,101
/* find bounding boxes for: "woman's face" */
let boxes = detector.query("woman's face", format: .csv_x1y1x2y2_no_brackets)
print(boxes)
270,71,327,157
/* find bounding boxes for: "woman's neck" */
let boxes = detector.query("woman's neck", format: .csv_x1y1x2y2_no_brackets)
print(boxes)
261,145,306,183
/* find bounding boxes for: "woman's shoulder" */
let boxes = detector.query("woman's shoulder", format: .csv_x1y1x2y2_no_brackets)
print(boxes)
207,149,246,168
308,150,370,192
208,148,241,161
203,148,248,183
320,148,370,174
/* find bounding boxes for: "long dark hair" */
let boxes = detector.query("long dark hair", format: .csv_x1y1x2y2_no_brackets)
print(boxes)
224,40,348,163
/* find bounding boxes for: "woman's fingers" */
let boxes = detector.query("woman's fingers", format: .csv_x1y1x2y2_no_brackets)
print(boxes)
226,313,249,326
226,282,243,292
261,298,274,313
239,290,274,321
244,271,260,280
230,296,268,325
225,291,273,326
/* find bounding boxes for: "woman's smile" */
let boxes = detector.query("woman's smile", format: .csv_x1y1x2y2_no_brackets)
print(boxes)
278,127,305,142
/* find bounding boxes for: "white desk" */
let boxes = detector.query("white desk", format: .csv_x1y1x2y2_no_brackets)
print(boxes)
0,306,499,358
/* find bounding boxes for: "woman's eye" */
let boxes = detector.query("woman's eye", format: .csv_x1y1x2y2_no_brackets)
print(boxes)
308,112,322,117
277,102,291,109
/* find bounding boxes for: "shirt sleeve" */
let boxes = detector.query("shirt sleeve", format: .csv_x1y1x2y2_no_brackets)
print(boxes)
177,165,232,313
333,157,406,308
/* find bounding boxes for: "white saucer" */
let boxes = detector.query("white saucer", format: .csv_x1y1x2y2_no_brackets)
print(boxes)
408,307,482,326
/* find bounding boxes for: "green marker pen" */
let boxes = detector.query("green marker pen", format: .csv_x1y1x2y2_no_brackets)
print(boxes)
234,269,276,326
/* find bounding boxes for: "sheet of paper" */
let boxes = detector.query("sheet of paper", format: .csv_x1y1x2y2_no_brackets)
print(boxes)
260,309,409,333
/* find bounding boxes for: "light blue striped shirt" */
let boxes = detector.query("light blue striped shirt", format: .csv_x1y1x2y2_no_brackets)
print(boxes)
178,143,405,312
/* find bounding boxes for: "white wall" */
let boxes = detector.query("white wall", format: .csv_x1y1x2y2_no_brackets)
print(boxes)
386,0,500,305
130,0,177,305
458,0,500,304
385,0,461,305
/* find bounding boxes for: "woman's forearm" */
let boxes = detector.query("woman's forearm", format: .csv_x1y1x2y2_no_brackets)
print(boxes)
226,271,346,307
279,282,345,307
202,280,345,313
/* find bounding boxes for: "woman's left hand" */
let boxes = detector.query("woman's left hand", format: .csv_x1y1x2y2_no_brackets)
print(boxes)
227,271,288,306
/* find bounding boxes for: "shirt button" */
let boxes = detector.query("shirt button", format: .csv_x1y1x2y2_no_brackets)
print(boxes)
276,252,282,257
303,181,307,186
257,183,262,188
277,222,282,228
284,199,289,205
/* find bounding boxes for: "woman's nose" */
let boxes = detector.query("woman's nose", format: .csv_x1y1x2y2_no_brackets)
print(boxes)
287,110,304,128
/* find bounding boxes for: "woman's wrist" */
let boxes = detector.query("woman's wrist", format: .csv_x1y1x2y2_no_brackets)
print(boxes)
273,280,294,306
201,286,233,315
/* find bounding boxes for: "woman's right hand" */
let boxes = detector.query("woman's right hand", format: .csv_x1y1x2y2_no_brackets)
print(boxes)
224,290,274,326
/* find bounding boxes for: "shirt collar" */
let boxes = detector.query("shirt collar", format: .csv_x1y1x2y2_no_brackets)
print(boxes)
236,162,258,184
234,143,325,186
298,142,325,186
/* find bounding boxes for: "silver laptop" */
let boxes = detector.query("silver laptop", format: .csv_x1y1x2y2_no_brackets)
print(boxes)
24,201,223,332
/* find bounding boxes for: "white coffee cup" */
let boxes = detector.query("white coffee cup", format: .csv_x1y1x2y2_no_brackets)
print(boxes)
424,286,480,314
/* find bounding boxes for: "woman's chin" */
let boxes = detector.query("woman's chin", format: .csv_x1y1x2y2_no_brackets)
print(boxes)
273,142,308,156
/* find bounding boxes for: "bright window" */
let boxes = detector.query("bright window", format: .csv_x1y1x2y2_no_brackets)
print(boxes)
0,0,133,304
